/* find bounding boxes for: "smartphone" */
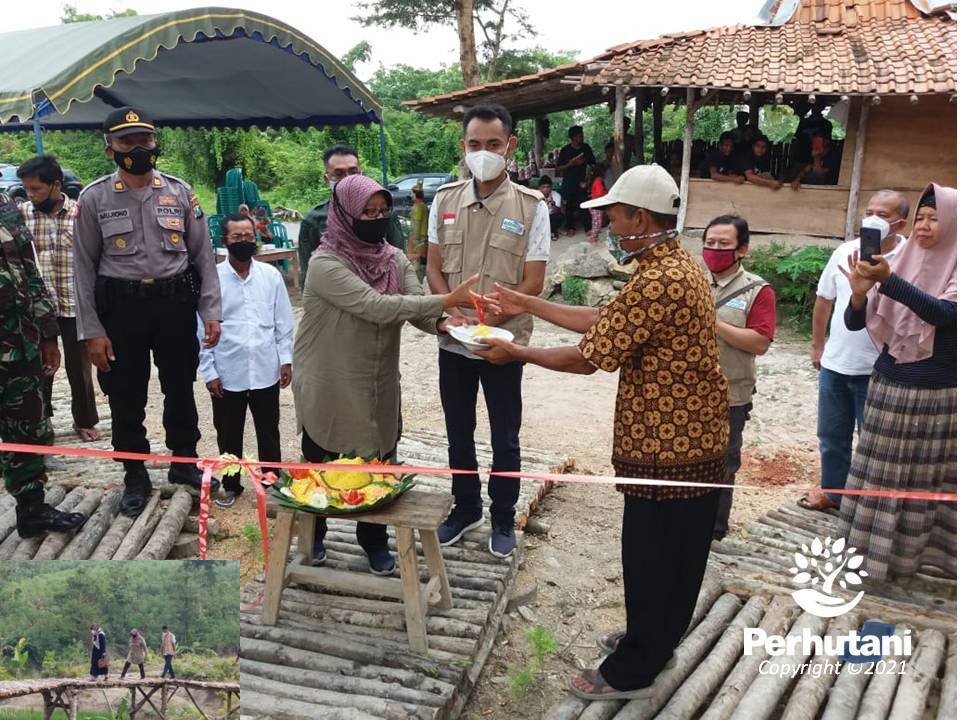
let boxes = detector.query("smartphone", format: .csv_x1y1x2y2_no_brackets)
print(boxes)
860,226,882,265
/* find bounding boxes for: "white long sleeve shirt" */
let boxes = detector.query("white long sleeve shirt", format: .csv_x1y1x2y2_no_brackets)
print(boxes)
198,259,294,391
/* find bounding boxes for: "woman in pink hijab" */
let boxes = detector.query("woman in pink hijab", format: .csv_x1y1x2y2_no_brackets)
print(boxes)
838,183,956,582
293,174,476,575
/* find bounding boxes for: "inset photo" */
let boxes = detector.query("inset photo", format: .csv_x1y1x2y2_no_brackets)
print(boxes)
0,561,239,719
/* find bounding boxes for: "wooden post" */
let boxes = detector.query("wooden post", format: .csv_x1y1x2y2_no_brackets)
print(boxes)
68,688,78,720
129,687,137,719
42,691,53,720
653,92,664,165
533,116,545,168
844,97,870,241
262,509,296,625
748,94,760,137
396,527,428,653
678,87,696,232
161,683,169,717
634,94,645,164
612,86,627,179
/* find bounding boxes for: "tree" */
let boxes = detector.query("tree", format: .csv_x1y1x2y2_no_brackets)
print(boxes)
355,0,536,88
341,40,373,73
61,4,137,23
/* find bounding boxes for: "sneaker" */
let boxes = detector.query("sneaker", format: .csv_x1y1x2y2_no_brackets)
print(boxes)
437,511,484,547
367,548,396,576
311,538,327,567
168,462,220,496
489,523,517,559
214,490,241,509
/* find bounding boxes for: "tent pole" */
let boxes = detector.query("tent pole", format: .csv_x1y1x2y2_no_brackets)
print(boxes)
378,120,388,186
844,98,870,242
677,87,696,233
33,109,44,155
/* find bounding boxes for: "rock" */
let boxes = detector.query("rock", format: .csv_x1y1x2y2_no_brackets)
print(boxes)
543,241,617,297
605,571,621,583
544,555,562,571
612,280,625,290
524,517,551,535
183,515,222,539
517,605,538,623
583,278,618,307
608,256,639,280
507,580,539,612
167,532,200,559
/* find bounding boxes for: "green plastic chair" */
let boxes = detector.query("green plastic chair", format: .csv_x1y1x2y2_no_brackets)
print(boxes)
207,214,224,248
243,180,261,207
216,187,243,216
225,168,244,190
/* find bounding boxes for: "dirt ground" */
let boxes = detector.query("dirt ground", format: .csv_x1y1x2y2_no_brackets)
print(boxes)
139,231,822,717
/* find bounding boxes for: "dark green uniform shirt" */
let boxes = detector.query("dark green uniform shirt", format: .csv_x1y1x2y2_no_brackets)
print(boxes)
0,194,59,362
297,198,405,288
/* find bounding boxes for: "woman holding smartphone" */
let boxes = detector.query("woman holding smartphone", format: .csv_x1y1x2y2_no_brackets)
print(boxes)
838,184,956,582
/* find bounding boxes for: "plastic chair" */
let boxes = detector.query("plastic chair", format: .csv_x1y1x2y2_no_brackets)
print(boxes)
243,180,261,207
225,168,244,190
207,214,224,248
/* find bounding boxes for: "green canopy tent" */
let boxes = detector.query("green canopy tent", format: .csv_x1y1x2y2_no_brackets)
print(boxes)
0,6,388,183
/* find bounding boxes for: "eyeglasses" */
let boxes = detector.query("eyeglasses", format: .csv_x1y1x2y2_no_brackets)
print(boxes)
359,208,392,219
226,233,256,241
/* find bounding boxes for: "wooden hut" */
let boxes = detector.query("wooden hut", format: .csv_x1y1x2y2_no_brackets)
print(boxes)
408,0,956,238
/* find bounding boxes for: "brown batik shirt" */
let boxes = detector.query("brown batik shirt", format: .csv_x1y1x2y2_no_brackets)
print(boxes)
578,235,729,500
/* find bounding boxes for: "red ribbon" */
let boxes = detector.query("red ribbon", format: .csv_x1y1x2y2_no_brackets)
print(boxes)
2,442,955,562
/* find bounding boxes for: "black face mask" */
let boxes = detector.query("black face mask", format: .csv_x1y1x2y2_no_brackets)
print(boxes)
226,241,257,262
33,189,58,214
113,145,160,175
352,217,389,244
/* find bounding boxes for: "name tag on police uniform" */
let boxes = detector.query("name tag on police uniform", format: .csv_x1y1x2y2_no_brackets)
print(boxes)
98,208,130,222
500,218,525,236
725,297,749,311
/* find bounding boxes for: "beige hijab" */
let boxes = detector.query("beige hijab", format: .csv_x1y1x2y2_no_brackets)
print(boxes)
866,183,957,363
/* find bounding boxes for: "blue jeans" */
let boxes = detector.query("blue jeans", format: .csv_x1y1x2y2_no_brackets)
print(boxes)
817,368,870,504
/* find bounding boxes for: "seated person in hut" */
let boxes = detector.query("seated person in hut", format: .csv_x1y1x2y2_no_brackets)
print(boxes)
730,111,757,152
736,135,782,190
700,132,745,184
789,132,840,190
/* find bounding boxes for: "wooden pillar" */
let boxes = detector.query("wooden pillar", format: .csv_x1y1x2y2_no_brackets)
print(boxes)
612,86,627,179
533,116,545,168
678,87,696,232
748,95,760,137
844,98,870,241
161,683,169,717
42,691,54,720
68,688,78,720
653,92,664,165
634,94,645,164
129,687,137,719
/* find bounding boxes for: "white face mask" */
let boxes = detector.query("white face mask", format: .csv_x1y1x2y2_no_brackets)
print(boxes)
861,214,891,240
464,150,507,182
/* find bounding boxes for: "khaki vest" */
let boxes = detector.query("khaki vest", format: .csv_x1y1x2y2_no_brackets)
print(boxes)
434,178,542,347
711,266,768,407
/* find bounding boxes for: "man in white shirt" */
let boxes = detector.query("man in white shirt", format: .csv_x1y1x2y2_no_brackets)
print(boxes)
801,190,909,512
199,213,294,507
537,175,563,240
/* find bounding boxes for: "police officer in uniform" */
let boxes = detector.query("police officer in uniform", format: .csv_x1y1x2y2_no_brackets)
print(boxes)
74,107,221,517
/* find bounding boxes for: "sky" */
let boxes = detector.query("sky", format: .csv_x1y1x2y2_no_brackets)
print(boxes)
6,0,763,82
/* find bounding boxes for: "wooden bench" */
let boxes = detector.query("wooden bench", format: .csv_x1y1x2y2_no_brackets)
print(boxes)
216,246,301,289
261,490,454,653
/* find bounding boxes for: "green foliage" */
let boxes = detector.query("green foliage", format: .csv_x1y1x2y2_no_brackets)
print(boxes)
241,523,262,547
508,626,559,697
342,41,373,73
61,5,137,23
561,277,588,306
0,562,239,674
744,243,832,332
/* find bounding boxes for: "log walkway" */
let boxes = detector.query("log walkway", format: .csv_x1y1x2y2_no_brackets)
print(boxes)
0,678,239,719
546,503,957,719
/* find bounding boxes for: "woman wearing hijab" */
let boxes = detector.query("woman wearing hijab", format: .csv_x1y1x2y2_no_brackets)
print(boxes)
839,184,957,582
121,629,148,679
293,174,477,575
89,624,108,679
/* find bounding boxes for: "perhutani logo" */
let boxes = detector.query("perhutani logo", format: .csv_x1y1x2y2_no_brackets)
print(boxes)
789,536,868,618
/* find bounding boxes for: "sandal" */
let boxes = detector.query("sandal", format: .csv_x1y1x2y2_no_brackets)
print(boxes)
798,492,839,512
569,669,655,701
596,630,678,670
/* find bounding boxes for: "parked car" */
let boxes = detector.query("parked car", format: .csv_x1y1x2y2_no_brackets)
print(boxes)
387,172,456,216
0,163,84,203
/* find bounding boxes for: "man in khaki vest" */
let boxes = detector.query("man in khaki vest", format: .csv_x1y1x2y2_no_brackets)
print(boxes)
426,104,549,558
702,215,776,540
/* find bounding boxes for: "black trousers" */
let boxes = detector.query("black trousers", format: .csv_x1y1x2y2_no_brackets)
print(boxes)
211,382,281,493
304,430,391,554
438,349,522,527
599,490,719,690
161,655,175,678
548,212,562,235
121,661,145,679
97,291,201,468
562,187,587,231
715,402,751,536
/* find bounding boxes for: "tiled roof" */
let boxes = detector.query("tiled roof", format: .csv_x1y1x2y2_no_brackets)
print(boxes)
593,1,956,95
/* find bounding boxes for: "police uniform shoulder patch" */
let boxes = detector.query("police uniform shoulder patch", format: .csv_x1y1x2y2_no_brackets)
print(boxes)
189,193,204,219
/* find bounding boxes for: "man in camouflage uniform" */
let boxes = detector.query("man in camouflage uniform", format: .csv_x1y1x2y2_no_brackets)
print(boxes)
0,193,87,537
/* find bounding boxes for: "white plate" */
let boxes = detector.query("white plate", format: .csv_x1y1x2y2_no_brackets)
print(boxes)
448,325,514,352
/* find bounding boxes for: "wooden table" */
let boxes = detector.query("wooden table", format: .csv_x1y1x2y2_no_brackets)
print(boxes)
262,490,454,653
216,246,300,289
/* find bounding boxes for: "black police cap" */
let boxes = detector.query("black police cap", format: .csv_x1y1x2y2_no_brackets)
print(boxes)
102,107,156,137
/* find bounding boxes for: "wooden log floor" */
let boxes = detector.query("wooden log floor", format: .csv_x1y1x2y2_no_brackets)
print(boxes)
240,522,524,720
547,504,957,719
